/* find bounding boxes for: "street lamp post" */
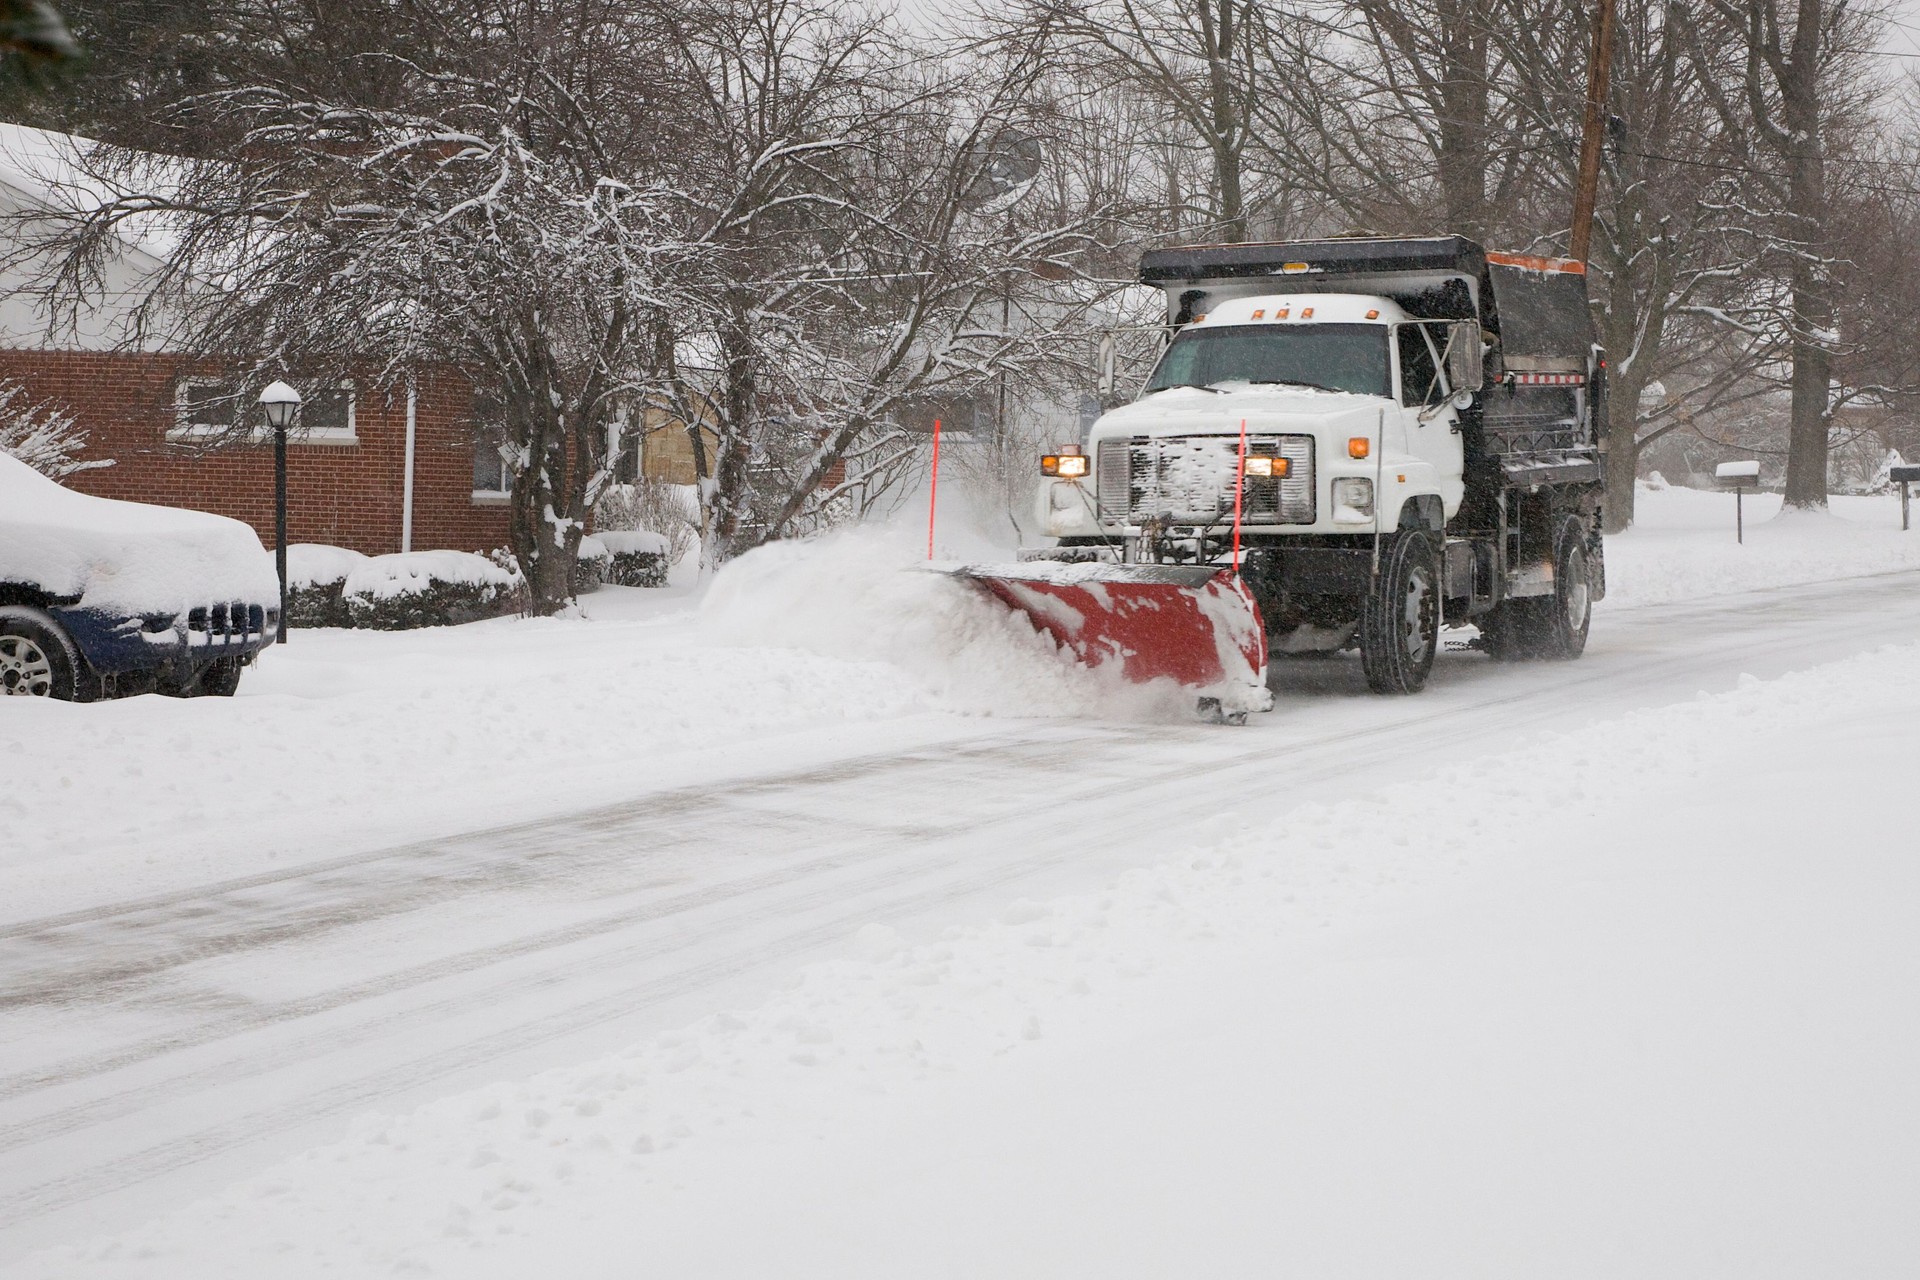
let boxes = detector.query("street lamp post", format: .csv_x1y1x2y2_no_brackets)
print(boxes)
258,380,302,643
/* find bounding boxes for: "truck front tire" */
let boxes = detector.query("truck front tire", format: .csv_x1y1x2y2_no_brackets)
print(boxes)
1360,530,1439,695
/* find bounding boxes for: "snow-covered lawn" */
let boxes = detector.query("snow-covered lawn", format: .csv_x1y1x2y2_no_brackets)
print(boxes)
7,484,1920,924
21,611,1920,1277
1602,485,1920,607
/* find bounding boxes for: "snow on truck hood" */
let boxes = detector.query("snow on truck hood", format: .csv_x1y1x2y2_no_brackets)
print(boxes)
1094,383,1388,439
0,452,278,614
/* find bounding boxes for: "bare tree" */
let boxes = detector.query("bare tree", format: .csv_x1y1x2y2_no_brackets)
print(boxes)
1679,0,1889,508
1246,0,1581,243
1577,1,1778,528
1019,0,1277,242
650,0,1118,562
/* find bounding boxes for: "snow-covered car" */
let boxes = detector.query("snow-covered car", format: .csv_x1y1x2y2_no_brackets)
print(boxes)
0,451,280,699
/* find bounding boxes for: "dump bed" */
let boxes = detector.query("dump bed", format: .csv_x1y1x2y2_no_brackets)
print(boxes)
1138,236,1594,373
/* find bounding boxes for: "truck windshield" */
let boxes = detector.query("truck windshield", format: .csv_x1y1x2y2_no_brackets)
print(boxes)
1144,323,1391,398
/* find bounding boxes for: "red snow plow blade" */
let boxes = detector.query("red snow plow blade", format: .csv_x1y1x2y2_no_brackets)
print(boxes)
954,562,1271,718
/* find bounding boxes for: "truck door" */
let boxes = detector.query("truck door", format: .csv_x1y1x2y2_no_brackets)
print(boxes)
1394,322,1466,518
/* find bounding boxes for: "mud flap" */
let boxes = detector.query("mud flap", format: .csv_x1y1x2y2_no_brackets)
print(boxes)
951,562,1272,718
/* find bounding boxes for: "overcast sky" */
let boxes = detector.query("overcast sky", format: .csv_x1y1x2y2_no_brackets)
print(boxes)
1882,0,1920,56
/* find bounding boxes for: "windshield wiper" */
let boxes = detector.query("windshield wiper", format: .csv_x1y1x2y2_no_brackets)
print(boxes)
1243,378,1343,394
1143,383,1223,395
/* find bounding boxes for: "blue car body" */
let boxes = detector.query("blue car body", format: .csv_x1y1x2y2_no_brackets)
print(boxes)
1,452,280,697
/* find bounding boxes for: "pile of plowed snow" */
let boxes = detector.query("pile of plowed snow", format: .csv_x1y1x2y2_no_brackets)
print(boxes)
700,528,1196,721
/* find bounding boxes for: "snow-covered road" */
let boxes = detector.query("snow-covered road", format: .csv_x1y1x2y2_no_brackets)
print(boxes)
5,564,1920,1266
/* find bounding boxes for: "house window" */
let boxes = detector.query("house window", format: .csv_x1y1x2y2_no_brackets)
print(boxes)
170,379,240,441
170,378,356,444
473,426,512,504
298,382,356,443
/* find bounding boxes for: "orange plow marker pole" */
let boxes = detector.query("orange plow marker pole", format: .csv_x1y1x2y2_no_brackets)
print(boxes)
1232,418,1247,574
926,418,941,560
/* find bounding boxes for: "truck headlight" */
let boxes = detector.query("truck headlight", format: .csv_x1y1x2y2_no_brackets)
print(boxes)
1332,477,1374,519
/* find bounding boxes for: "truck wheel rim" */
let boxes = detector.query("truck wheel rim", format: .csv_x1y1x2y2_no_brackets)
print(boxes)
0,635,54,697
1403,565,1434,665
1564,549,1591,629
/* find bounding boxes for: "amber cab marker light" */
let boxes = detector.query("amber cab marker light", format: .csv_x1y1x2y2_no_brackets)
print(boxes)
1301,307,1315,319
1365,309,1379,319
1348,437,1370,459
1251,309,1265,320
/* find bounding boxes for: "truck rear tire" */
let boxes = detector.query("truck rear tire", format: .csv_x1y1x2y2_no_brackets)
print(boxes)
1360,530,1439,694
1481,516,1593,661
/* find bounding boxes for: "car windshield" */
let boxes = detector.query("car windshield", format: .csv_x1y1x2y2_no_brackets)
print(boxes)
1143,323,1391,399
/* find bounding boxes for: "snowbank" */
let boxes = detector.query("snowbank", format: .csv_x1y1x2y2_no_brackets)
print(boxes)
0,451,278,614
27,639,1920,1278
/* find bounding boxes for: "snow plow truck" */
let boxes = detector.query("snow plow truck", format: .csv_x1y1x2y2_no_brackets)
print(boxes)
961,235,1606,718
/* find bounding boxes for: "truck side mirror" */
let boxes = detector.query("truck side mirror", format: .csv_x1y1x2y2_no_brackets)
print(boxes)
1445,320,1484,394
1098,333,1117,399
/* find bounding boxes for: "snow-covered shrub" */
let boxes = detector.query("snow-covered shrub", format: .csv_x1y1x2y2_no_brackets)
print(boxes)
597,529,670,587
342,551,522,629
595,480,696,570
284,544,369,627
0,379,110,479
571,533,612,593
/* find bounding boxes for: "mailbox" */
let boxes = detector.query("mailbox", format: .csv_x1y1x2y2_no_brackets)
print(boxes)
1714,460,1759,543
1895,466,1920,531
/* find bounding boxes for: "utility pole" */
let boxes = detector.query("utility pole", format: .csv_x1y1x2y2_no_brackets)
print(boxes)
1569,0,1617,263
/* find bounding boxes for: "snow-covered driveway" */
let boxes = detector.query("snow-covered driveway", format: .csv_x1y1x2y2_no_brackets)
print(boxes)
5,550,1920,1269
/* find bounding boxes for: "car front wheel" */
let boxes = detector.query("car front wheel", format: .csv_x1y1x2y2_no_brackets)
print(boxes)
0,607,88,701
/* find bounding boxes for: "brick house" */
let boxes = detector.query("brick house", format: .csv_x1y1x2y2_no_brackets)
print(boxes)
0,348,512,556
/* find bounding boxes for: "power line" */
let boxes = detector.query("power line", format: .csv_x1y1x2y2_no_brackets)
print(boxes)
1619,147,1920,201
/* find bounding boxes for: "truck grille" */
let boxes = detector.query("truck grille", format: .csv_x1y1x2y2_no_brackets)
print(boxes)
1097,434,1315,526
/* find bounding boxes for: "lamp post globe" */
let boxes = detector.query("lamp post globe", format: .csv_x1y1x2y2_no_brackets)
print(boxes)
259,381,301,642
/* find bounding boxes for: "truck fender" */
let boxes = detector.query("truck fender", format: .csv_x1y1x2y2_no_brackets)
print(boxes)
1379,485,1445,533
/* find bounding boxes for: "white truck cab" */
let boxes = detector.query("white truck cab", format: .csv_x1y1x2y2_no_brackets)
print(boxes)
1042,291,1480,542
